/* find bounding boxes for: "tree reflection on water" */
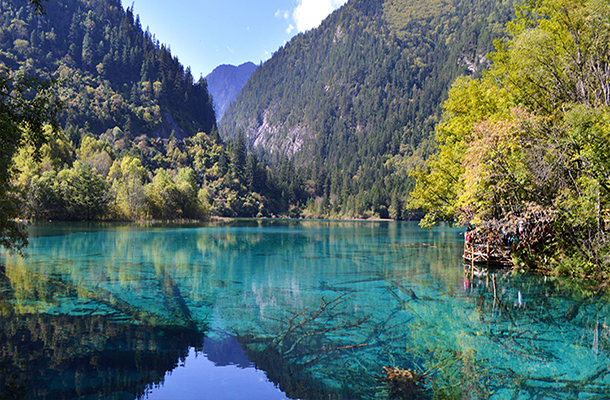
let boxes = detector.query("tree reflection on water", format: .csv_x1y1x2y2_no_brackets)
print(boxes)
0,312,203,399
0,257,205,400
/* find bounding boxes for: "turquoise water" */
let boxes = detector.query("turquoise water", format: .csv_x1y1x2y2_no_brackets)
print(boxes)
0,220,609,399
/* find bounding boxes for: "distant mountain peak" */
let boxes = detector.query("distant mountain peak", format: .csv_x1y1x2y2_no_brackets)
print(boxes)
206,62,258,121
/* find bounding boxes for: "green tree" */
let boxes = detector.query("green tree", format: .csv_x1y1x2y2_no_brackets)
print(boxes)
408,76,512,226
410,0,610,275
40,127,74,170
56,161,108,221
78,136,114,177
0,0,60,251
175,167,207,219
27,170,61,220
145,168,180,220
230,130,247,182
0,68,60,251
107,155,147,220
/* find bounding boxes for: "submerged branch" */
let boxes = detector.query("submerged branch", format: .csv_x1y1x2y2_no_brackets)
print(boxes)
268,293,354,350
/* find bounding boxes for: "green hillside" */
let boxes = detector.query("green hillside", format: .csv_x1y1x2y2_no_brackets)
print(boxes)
3,0,289,228
220,0,514,219
0,0,215,139
3,0,517,235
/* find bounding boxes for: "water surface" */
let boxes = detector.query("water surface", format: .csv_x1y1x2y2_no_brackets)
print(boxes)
0,220,608,399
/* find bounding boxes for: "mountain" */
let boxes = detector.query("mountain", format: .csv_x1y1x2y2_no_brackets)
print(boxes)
5,0,288,222
4,0,517,223
206,62,258,121
0,0,216,141
220,0,514,219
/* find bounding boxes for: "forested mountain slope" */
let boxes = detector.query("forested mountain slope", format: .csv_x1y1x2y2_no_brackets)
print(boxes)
207,62,257,121
0,0,216,141
4,0,288,223
221,0,514,218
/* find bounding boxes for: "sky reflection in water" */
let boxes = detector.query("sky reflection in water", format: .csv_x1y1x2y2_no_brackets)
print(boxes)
146,334,288,400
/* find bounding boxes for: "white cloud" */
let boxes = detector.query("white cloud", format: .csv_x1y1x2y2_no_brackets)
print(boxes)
286,23,295,34
293,0,348,32
275,9,290,19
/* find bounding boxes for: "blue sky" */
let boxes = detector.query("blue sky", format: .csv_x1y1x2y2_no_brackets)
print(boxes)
124,0,348,78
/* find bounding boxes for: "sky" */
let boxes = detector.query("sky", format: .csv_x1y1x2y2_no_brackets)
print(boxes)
122,0,349,78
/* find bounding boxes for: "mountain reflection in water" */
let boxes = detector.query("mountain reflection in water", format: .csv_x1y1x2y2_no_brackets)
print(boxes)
147,331,288,400
0,221,609,400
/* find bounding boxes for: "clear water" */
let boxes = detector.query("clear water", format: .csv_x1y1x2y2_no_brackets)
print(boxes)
0,220,609,399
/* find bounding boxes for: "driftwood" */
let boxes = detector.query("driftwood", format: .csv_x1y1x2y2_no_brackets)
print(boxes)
158,267,197,330
232,293,371,400
234,293,370,370
262,293,370,360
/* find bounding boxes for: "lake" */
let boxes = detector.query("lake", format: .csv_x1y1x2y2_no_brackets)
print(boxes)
0,220,608,399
